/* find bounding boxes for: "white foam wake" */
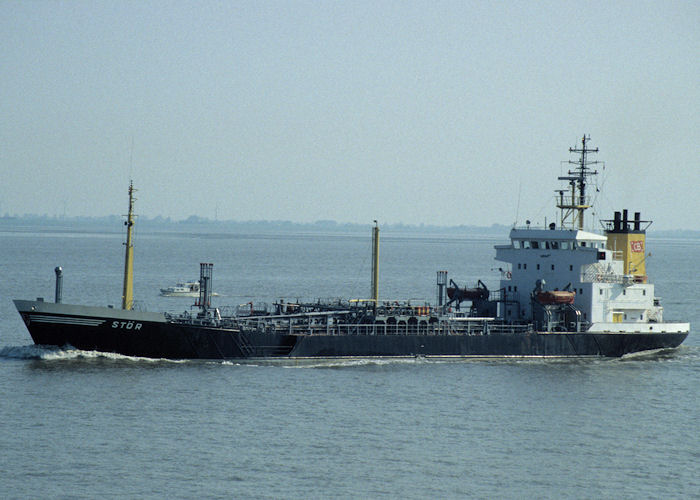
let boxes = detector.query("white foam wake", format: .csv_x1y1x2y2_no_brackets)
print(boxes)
278,356,432,369
0,344,190,363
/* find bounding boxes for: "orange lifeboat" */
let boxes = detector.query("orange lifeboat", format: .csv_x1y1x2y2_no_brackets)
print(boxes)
535,290,576,305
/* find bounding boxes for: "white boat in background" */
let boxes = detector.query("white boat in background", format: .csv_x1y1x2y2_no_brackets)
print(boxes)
160,281,218,297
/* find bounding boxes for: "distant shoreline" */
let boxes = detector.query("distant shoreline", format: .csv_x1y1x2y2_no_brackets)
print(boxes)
1,215,698,240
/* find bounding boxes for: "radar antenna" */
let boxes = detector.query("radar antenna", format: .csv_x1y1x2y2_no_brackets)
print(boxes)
557,134,599,230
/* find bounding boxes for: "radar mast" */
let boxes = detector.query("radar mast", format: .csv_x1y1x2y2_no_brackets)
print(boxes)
557,134,599,230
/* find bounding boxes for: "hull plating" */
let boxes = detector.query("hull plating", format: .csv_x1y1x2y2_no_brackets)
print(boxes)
15,301,688,360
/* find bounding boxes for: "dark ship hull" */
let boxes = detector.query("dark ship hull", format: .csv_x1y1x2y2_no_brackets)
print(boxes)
15,300,688,360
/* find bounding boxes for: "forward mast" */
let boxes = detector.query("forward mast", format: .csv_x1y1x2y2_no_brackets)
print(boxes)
121,181,136,310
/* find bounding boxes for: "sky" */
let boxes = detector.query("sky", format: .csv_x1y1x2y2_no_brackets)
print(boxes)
1,1,698,230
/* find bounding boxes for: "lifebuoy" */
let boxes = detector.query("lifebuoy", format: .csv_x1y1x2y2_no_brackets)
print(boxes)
506,271,512,279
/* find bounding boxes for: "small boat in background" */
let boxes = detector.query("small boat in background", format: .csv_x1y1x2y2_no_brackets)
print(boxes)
160,281,218,297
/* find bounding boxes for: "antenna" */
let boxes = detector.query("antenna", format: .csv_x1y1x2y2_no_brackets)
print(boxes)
514,180,522,227
556,134,600,230
129,134,135,180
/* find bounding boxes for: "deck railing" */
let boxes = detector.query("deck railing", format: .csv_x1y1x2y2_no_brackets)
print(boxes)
231,318,534,337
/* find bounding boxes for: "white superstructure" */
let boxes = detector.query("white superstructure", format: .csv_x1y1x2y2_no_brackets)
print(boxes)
489,136,688,335
493,227,681,332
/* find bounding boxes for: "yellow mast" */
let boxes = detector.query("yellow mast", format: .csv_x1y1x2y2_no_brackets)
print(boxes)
121,181,136,310
371,221,379,308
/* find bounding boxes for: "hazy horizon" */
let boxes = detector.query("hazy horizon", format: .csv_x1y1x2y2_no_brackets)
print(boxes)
4,212,700,239
2,1,698,230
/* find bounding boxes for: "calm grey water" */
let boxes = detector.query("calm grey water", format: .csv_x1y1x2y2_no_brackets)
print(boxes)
1,228,699,499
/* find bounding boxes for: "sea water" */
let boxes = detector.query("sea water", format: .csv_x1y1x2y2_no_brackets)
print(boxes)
1,228,699,499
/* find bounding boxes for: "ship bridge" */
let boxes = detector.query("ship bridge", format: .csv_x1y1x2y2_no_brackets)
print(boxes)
493,223,659,327
495,226,607,320
503,227,607,250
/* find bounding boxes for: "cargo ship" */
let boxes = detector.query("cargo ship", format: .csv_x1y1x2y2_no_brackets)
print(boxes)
14,136,690,359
